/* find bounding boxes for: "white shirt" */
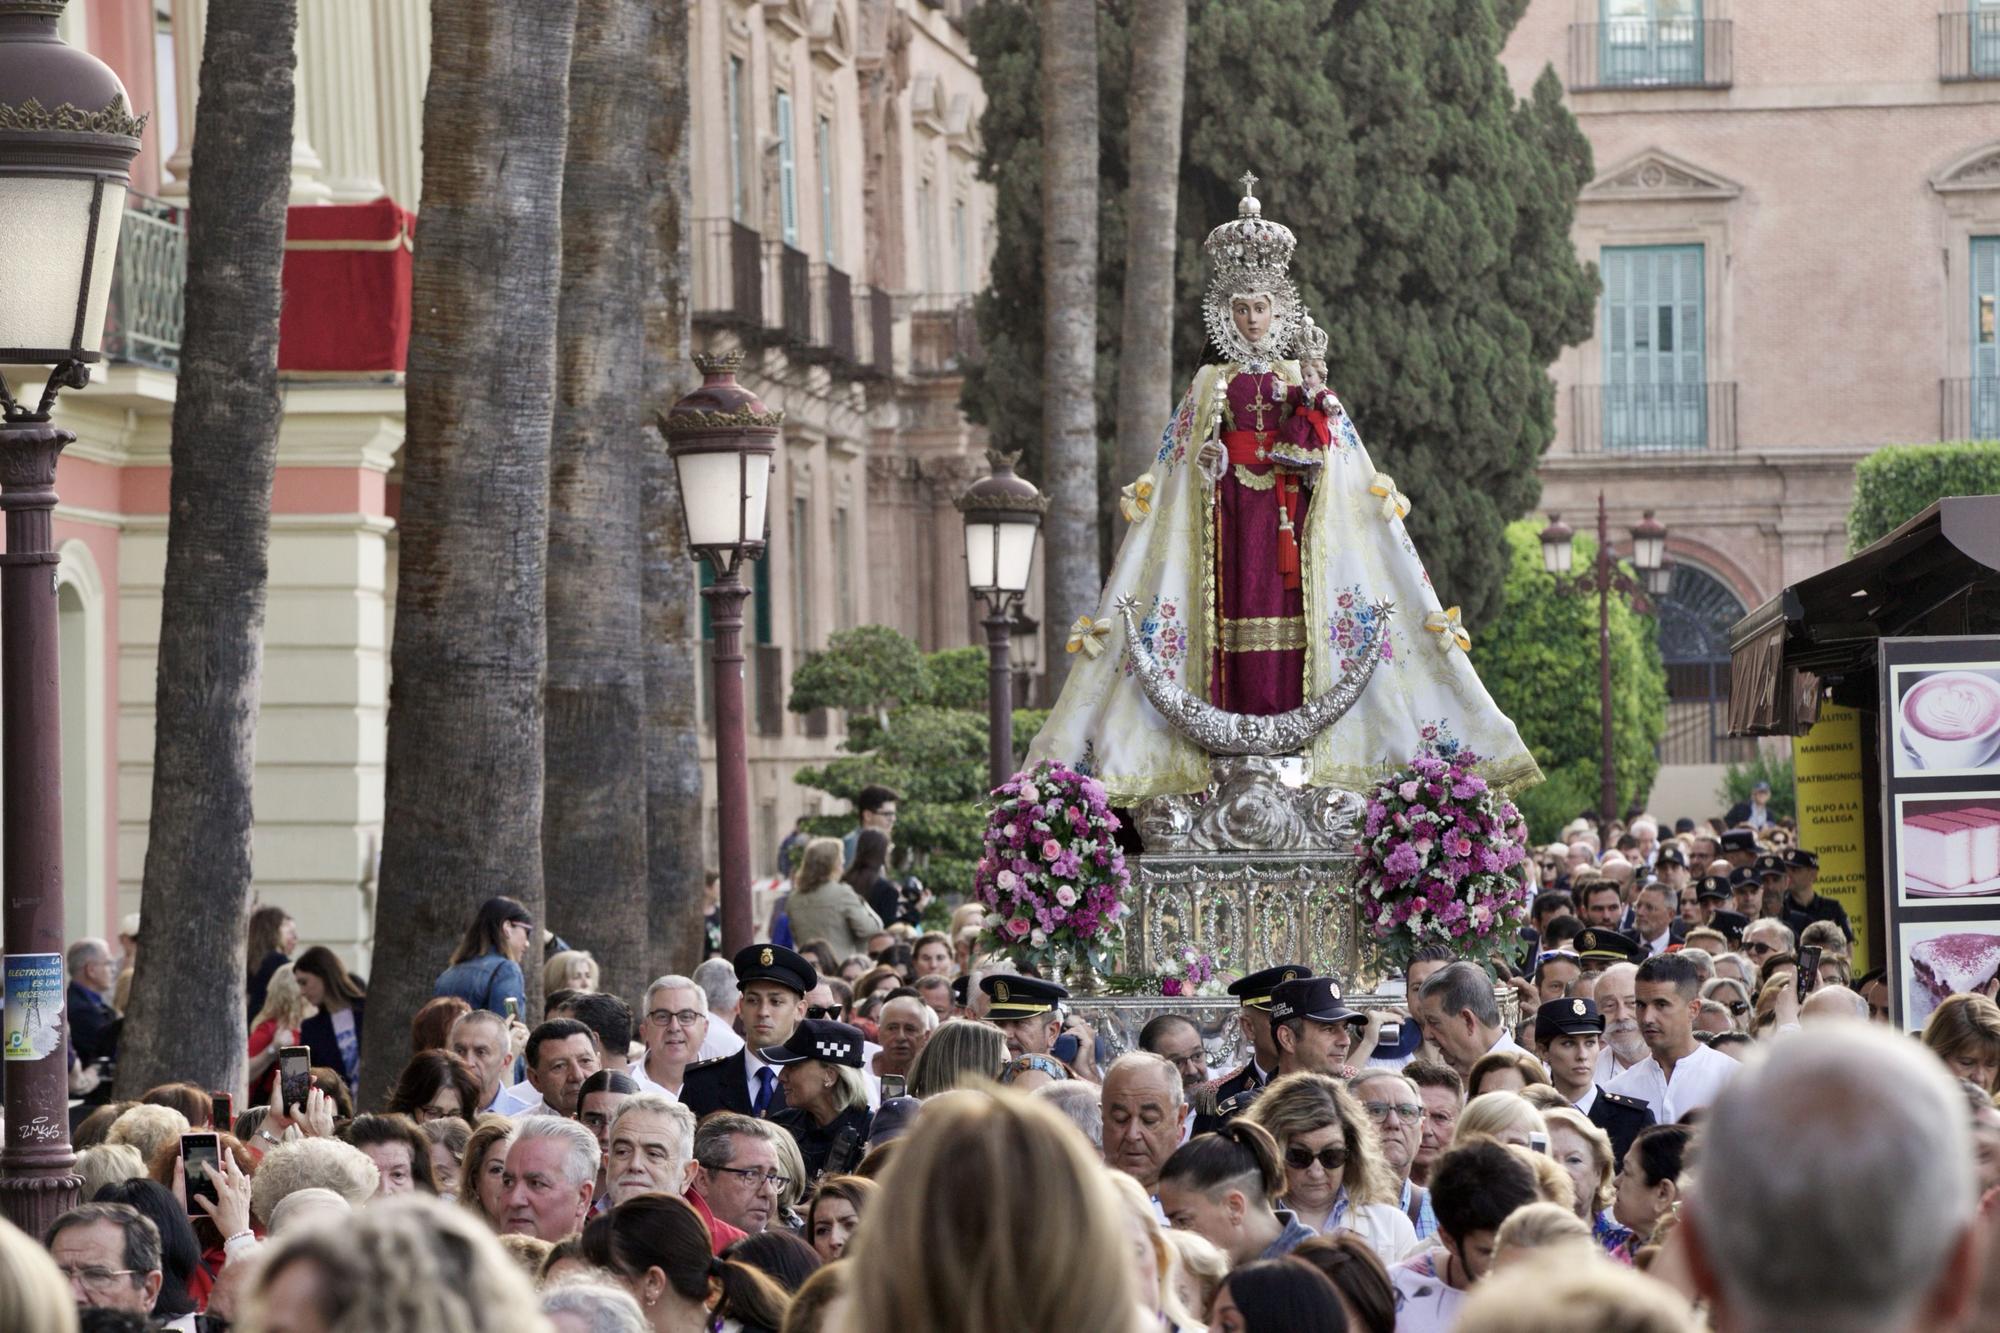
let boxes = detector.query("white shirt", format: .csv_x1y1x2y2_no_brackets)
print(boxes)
744,1049,776,1110
1573,1084,1599,1116
1607,1039,1739,1124
1595,1045,1640,1087
629,1062,680,1101
487,1080,538,1116
1485,1029,1528,1061
699,1015,745,1062
508,1093,557,1120
1388,1254,1464,1333
1643,927,1673,958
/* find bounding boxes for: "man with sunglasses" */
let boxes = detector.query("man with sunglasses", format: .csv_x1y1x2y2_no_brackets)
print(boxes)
1741,918,1796,971
1537,998,1652,1166
680,944,817,1120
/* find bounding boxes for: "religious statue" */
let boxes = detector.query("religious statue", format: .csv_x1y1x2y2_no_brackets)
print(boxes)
1028,175,1541,806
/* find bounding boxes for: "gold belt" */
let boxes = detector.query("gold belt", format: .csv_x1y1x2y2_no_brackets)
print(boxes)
1220,615,1307,653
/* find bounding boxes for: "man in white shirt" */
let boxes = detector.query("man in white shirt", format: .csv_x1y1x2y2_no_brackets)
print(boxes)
1413,962,1523,1082
1608,953,1740,1124
1579,953,1647,1085
1388,1140,1540,1332
450,1009,538,1115
508,1018,604,1119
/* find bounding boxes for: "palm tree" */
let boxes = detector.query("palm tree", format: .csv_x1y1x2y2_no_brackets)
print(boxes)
1114,0,1186,484
637,0,708,973
119,0,298,1098
1040,0,1102,680
362,0,579,1106
543,0,653,1004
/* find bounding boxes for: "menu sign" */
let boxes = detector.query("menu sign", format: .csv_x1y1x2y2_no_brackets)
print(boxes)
1793,704,1872,971
1882,637,2000,1029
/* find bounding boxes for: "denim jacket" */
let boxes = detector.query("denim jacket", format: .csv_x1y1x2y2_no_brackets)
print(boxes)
434,952,527,1018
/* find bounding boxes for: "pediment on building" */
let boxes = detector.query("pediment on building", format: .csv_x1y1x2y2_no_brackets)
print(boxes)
1932,142,2000,193
1582,148,1743,203
809,0,852,69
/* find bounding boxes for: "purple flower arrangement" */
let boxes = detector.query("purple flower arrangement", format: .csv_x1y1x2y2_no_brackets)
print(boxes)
1355,751,1532,970
973,760,1131,975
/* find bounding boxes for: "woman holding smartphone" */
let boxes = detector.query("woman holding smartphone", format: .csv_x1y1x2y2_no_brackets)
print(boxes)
248,963,314,1100
296,946,367,1089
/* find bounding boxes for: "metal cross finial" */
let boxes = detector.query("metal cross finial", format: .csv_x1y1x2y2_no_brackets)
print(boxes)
1239,171,1258,197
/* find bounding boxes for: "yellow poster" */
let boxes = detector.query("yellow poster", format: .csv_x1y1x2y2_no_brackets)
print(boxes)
1793,704,1871,970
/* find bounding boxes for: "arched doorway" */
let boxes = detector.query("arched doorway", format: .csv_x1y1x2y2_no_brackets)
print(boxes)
1654,560,1757,765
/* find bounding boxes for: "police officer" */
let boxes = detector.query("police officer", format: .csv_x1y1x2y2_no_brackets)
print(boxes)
1727,865,1763,920
980,975,1069,1058
1268,976,1368,1080
1780,848,1852,942
1191,963,1309,1135
763,1017,875,1183
1536,997,1653,1166
1692,874,1731,929
680,944,816,1119
1574,928,1645,977
1753,853,1791,918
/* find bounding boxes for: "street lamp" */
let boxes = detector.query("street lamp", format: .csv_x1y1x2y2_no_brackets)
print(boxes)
1538,494,1669,828
956,449,1045,789
0,0,144,1239
658,349,781,958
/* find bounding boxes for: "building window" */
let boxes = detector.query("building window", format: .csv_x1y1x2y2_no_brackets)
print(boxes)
728,56,749,223
1975,236,2000,437
791,495,812,648
1600,0,1702,87
833,504,855,629
1601,243,1707,450
952,198,968,294
1655,562,1756,765
817,115,838,264
916,178,937,292
776,89,800,247
1975,0,2000,79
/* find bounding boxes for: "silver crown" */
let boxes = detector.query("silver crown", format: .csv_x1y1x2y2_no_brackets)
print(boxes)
1203,172,1298,295
1295,315,1329,362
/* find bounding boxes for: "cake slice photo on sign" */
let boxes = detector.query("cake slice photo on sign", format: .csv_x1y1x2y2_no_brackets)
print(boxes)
1900,796,2000,900
1907,929,2000,1025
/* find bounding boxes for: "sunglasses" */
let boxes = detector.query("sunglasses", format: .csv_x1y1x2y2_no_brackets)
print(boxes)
805,1005,842,1020
1744,943,1777,957
1284,1144,1348,1173
1726,1001,1750,1015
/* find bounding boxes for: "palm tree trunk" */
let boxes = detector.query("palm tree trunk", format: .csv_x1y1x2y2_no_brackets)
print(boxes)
543,0,652,1004
1114,0,1186,484
639,0,707,974
118,0,296,1100
1040,0,1102,681
362,0,578,1107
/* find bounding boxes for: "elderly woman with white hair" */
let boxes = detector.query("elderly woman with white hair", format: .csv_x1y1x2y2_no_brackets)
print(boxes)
764,1018,875,1183
1541,1106,1633,1259
250,1137,380,1228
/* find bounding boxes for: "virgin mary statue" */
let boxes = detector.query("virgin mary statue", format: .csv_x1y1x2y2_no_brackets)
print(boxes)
1026,175,1542,805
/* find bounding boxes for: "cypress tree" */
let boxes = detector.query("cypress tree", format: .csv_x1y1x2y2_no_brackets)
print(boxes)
966,0,1598,626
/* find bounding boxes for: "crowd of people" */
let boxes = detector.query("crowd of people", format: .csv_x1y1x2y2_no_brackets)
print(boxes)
12,783,2000,1333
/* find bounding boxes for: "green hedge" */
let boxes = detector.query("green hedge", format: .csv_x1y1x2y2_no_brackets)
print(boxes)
1848,441,2000,551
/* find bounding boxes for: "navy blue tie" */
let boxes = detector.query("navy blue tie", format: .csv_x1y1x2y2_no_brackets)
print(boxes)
754,1066,776,1116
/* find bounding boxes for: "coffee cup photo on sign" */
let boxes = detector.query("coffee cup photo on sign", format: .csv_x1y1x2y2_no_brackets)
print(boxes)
1897,794,2000,903
1893,666,2000,778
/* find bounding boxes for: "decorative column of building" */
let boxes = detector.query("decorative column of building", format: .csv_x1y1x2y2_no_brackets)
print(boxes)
288,19,331,204
161,0,205,200
299,0,384,203
371,0,430,209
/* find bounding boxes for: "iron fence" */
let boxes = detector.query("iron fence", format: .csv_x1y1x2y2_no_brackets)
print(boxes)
101,192,186,371
1569,19,1733,91
1569,382,1737,453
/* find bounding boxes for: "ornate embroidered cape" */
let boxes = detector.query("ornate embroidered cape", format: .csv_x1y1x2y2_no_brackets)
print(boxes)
1027,361,1542,804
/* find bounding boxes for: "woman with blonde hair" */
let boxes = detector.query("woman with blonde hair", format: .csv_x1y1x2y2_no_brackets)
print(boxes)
1923,991,2000,1092
1244,1071,1416,1262
1162,1227,1228,1322
786,836,884,963
544,949,600,995
1542,1106,1631,1257
248,961,313,1098
1465,1050,1551,1100
836,1089,1141,1333
0,1215,78,1333
458,1115,517,1227
1453,1255,1703,1333
1103,1168,1203,1330
905,1017,1006,1098
1452,1090,1548,1150
1490,1202,1597,1270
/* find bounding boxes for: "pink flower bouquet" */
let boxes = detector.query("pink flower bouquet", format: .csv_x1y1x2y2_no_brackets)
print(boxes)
1355,751,1532,970
973,761,1130,976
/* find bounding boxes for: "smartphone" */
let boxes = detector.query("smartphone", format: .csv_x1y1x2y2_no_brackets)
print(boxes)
279,1045,313,1115
881,1074,906,1101
210,1091,233,1130
1376,1020,1402,1047
504,996,521,1023
182,1133,221,1212
1797,945,1822,1003
1528,1131,1550,1155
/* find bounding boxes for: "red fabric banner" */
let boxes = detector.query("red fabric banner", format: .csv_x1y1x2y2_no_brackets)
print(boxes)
278,198,414,374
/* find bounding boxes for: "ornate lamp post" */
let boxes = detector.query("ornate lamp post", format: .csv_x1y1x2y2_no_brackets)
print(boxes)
0,0,144,1237
956,449,1045,789
658,350,780,958
1539,495,1669,829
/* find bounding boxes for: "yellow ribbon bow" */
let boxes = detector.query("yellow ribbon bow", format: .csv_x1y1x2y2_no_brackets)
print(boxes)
1425,606,1471,653
1369,472,1411,521
1120,473,1156,523
1066,615,1112,658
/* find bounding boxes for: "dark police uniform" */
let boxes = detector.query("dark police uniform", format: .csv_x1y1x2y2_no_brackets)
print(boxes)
679,944,817,1121
762,1018,875,1183
1190,963,1308,1134
1779,849,1853,942
1536,998,1654,1167
1575,928,1644,971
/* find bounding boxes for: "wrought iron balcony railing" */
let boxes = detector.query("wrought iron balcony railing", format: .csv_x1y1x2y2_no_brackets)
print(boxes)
800,262,856,368
1569,19,1733,91
852,285,894,379
907,293,980,376
1569,382,1738,453
101,192,187,372
1940,378,2000,440
1940,10,2000,81
692,218,764,331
